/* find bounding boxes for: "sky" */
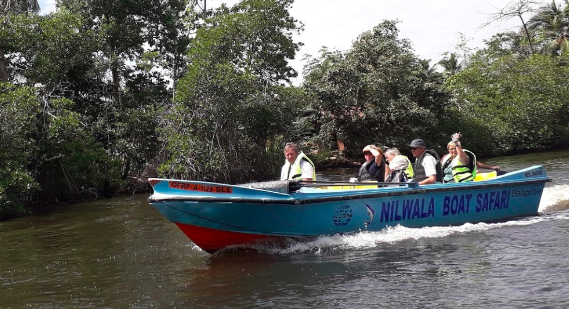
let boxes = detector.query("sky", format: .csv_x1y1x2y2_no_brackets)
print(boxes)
38,0,547,84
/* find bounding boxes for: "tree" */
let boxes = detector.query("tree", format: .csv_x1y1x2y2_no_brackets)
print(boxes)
303,20,451,154
0,83,40,218
160,0,306,183
527,0,569,55
444,53,569,156
0,0,40,13
484,30,528,57
481,0,541,55
0,0,40,82
438,52,464,76
53,0,182,190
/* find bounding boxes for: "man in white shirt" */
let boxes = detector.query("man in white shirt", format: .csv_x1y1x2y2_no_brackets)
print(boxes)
409,139,438,185
280,142,315,181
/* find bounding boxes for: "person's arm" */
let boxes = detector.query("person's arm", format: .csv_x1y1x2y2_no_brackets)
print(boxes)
419,175,437,185
300,160,315,181
369,147,389,181
477,161,500,171
452,133,470,166
369,147,383,166
420,156,438,185
383,158,391,179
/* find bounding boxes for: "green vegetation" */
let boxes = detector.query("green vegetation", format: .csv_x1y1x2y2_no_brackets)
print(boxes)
1,0,569,218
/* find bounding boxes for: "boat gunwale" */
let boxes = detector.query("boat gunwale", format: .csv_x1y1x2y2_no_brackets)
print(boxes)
149,177,551,205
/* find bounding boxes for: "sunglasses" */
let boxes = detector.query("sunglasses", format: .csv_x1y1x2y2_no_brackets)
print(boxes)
410,147,418,150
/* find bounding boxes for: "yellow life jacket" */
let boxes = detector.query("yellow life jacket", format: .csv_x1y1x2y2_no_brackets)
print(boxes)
452,149,477,183
393,154,414,178
281,152,316,180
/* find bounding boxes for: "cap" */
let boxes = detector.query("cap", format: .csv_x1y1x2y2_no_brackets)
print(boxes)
409,139,426,148
362,145,375,152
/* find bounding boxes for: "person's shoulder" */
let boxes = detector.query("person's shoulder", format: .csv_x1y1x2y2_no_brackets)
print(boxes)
300,159,314,168
423,154,438,164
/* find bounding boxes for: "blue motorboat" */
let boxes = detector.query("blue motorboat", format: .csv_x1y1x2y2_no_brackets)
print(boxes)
148,165,551,253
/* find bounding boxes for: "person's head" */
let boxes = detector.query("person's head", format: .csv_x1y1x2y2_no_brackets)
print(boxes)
447,141,458,158
409,139,426,158
362,145,383,162
284,142,300,164
384,147,401,163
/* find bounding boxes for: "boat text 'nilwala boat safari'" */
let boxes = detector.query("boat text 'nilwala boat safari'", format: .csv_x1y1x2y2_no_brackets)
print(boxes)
148,165,551,253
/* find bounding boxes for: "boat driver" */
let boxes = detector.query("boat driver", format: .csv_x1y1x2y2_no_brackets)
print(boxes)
280,142,316,181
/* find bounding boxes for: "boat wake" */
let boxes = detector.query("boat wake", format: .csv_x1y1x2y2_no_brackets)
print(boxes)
263,211,569,255
540,185,569,212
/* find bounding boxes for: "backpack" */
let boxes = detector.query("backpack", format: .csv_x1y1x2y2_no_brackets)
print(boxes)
386,169,409,183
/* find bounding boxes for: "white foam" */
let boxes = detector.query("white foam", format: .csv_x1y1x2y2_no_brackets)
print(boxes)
268,212,569,255
539,185,569,212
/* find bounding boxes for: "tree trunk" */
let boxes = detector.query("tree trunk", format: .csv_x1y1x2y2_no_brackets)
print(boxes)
111,60,122,107
0,46,8,82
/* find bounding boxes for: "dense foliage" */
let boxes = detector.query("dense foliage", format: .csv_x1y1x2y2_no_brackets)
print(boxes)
303,20,451,156
160,0,307,183
1,0,569,218
444,53,569,156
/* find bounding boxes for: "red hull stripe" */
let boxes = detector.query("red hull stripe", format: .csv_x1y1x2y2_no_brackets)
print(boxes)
174,223,283,253
148,179,160,186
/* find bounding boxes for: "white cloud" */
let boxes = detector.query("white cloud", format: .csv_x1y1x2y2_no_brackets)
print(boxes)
38,0,56,14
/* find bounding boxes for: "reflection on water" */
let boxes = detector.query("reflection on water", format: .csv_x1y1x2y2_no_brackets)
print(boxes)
1,150,569,308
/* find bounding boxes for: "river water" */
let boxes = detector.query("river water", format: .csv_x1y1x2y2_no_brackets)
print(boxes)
2,151,569,308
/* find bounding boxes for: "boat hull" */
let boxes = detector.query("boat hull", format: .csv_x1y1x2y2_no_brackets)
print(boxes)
148,165,550,253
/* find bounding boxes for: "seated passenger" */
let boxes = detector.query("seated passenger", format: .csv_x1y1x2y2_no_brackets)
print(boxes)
441,133,476,183
409,139,442,185
355,145,390,182
384,147,414,182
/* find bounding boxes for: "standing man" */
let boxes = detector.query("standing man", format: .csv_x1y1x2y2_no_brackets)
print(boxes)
409,139,440,185
280,142,316,181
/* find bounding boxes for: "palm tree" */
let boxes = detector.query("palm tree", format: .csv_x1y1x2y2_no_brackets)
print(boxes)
526,0,569,55
438,52,463,76
0,0,41,82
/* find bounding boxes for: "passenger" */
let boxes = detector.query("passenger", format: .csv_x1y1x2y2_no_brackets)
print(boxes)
280,142,316,181
384,147,414,182
354,145,390,182
440,133,476,183
409,139,442,185
441,141,500,183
